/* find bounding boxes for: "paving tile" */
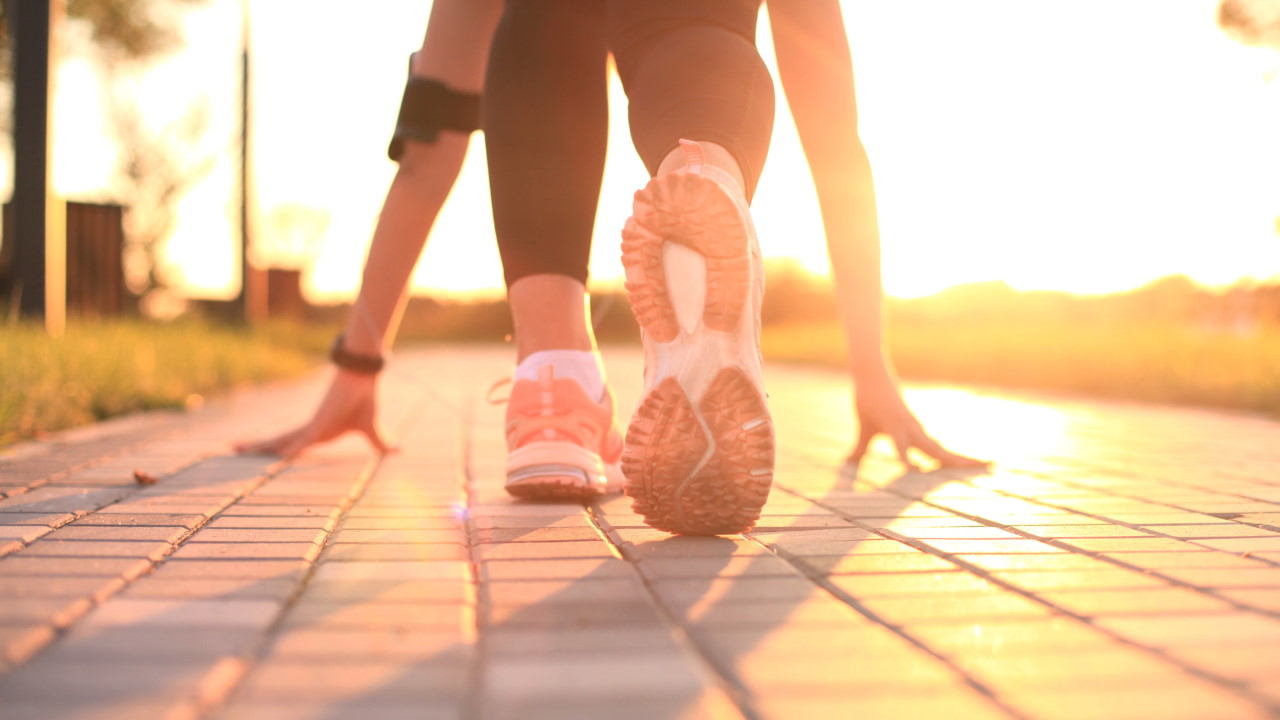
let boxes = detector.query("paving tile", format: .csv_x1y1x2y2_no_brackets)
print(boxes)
0,487,131,514
913,539,1067,554
484,652,707,702
475,541,614,561
122,576,299,601
311,561,468,582
283,601,469,631
952,553,1122,571
747,528,879,543
0,556,152,578
325,542,469,562
302,579,470,604
1013,525,1153,538
0,512,77,526
829,572,1004,597
0,624,56,667
0,658,221,706
1165,645,1280,681
207,516,335,529
690,625,914,659
471,515,593,530
484,578,645,606
651,576,825,608
860,593,1055,624
881,526,1025,540
994,569,1169,592
188,528,327,544
55,626,262,660
1000,682,1274,720
1155,567,1280,589
0,575,125,599
220,505,341,518
1100,551,1271,569
1095,613,1280,647
45,525,188,542
332,528,465,544
1041,588,1233,616
1191,537,1280,552
681,598,860,627
80,598,283,628
909,617,1121,653
153,559,309,580
266,628,471,662
1056,537,1210,553
637,555,806,580
169,542,321,561
73,513,204,527
755,692,1007,720
0,525,54,543
234,661,468,702
0,596,93,627
484,627,682,656
626,538,771,560
791,551,962,576
478,558,633,581
1218,588,1280,612
483,602,659,629
344,507,463,519
1143,524,1280,538
17,539,171,559
220,702,460,720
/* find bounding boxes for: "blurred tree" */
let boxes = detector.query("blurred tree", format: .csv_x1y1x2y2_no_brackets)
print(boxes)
1218,1,1280,240
1218,0,1280,49
2,0,216,306
265,204,330,270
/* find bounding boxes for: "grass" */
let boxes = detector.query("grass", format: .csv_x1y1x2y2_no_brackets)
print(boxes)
8,306,1279,450
763,320,1280,416
0,318,331,448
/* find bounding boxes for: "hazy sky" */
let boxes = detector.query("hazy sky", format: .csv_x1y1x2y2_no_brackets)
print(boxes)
13,0,1280,301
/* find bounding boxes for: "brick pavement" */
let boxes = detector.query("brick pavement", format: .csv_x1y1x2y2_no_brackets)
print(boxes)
2,345,1280,719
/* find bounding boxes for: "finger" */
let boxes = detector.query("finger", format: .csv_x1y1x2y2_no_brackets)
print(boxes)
234,429,302,456
360,422,394,456
911,430,991,468
891,430,919,472
278,431,319,461
848,424,874,463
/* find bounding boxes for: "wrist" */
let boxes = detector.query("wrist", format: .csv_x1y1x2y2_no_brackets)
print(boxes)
330,333,385,375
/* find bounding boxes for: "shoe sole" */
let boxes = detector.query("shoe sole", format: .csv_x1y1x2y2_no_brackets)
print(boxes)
620,172,774,535
505,442,610,501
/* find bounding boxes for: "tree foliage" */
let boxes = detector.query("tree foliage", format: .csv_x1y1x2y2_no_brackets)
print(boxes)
1,0,201,80
1218,0,1280,49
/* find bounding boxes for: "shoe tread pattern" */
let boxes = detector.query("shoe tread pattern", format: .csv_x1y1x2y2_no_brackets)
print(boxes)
621,172,750,343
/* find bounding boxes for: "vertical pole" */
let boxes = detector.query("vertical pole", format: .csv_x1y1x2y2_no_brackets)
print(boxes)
232,0,250,322
10,0,65,334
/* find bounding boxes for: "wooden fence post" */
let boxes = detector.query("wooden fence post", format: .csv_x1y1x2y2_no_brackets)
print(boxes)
9,0,66,334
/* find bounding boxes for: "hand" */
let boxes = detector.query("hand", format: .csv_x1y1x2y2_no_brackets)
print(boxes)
849,365,989,471
234,370,395,460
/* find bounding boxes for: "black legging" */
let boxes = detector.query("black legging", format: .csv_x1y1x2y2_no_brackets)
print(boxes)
485,0,773,288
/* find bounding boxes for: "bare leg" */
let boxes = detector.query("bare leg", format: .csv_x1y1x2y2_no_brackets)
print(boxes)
508,275,597,362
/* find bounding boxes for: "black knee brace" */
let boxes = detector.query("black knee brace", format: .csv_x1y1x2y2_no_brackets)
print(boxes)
387,60,482,160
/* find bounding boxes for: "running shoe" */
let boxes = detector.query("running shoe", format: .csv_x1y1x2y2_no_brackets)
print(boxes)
620,140,775,535
502,365,624,500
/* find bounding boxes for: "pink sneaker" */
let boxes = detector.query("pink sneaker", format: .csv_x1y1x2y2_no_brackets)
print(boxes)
620,140,775,535
503,366,624,500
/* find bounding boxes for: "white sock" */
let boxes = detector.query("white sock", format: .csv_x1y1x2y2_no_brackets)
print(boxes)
515,350,606,402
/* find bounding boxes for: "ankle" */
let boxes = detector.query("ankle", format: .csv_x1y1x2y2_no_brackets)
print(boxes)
515,349,606,402
508,274,598,362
